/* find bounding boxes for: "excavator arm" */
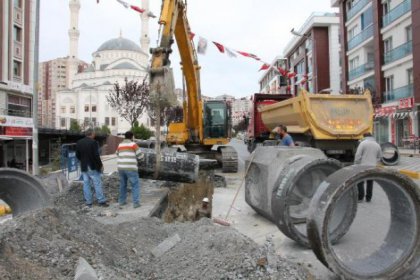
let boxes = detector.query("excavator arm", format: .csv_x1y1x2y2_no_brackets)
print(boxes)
150,0,203,143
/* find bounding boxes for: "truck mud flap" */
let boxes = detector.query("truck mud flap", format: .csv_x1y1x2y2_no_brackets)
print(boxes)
307,166,420,280
0,168,51,216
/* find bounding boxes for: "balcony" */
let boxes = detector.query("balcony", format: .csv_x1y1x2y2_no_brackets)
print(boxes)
384,41,412,64
347,0,370,21
383,0,411,27
348,61,374,80
348,25,374,51
384,84,413,102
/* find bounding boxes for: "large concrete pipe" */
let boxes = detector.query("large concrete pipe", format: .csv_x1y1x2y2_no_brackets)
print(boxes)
270,155,357,248
245,146,327,221
0,168,51,216
307,166,420,280
381,142,400,166
138,148,199,183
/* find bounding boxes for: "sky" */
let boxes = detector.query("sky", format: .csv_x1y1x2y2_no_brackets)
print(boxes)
40,0,337,98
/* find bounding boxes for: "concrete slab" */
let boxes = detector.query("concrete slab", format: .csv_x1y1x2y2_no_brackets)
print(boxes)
151,234,181,258
74,257,98,280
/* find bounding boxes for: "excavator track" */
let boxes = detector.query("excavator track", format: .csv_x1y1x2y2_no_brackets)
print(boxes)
220,146,238,173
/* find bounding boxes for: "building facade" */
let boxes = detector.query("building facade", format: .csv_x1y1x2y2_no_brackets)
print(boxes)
0,0,39,169
332,0,419,146
231,97,251,126
283,12,341,95
259,57,288,94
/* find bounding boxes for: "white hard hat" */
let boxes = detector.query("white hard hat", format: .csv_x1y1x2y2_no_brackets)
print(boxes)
202,197,210,203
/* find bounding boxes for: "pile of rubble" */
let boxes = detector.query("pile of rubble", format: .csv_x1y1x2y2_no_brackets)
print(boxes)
0,175,311,280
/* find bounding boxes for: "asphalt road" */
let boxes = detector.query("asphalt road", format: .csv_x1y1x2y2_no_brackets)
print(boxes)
217,139,420,280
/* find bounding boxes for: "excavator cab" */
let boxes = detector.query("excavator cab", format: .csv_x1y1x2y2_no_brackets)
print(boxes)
203,101,230,139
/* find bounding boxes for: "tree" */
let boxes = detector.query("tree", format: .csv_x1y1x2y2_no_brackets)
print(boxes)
132,121,153,140
107,77,149,129
94,125,110,136
148,75,177,179
69,119,81,133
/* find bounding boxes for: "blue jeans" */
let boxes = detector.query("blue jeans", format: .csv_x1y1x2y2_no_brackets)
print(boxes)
118,170,140,205
82,169,106,205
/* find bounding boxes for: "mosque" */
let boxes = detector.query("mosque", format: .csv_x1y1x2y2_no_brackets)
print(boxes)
56,0,151,135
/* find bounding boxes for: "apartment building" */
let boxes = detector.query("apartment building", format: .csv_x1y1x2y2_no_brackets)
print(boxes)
333,0,419,145
259,57,288,94
0,0,39,168
283,12,341,95
232,97,251,126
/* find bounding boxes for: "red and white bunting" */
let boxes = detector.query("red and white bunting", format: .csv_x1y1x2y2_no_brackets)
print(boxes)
258,64,270,71
213,42,225,53
131,5,145,13
116,0,129,8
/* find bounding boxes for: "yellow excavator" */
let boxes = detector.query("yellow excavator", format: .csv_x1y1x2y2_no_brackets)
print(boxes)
150,0,238,172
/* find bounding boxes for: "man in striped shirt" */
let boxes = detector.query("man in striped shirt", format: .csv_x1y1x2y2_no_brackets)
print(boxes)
117,131,143,208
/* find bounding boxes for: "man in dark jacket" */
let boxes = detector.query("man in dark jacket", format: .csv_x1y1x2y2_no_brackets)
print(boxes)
76,129,108,207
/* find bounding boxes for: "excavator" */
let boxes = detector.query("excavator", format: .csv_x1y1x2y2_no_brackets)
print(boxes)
149,0,238,172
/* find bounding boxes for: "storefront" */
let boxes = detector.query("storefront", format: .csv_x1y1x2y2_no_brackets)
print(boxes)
374,97,418,147
0,115,33,172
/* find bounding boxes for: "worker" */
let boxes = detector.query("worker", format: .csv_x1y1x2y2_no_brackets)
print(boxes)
76,129,108,208
273,125,295,147
354,132,382,202
116,131,143,208
195,197,211,220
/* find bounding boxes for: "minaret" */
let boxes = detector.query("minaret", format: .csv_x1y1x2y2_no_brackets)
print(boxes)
68,0,80,87
140,0,150,54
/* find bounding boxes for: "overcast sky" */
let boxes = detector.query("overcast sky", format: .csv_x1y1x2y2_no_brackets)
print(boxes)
40,0,337,98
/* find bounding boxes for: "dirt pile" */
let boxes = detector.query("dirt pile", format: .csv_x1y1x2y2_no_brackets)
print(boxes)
0,206,311,279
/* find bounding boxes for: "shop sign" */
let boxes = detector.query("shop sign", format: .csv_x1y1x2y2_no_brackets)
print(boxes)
0,115,33,128
375,106,397,117
3,127,32,136
399,97,414,109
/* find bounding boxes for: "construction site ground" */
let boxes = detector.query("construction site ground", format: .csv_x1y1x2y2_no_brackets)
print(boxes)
1,139,420,279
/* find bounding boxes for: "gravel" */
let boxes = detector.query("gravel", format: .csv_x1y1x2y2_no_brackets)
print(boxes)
0,174,312,280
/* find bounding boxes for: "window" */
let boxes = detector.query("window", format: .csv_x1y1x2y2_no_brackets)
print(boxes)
60,106,66,114
91,105,97,112
84,117,90,126
105,117,110,126
13,61,21,78
70,106,75,114
8,95,31,117
84,105,89,112
111,117,116,126
60,118,66,127
346,0,355,11
383,1,390,15
348,25,358,40
92,118,97,125
407,68,413,85
406,26,412,42
385,75,394,93
384,37,393,53
14,0,21,8
13,26,22,42
361,7,373,30
349,56,359,70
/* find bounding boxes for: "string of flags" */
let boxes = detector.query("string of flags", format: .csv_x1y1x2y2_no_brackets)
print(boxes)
96,0,305,86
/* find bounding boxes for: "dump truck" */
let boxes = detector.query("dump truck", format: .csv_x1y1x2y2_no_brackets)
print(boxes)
247,89,374,160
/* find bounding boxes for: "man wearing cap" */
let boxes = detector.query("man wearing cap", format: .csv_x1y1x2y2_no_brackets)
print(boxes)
354,132,382,202
195,197,211,220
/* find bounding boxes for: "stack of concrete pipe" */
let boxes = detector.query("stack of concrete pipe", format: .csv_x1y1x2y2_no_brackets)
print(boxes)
245,146,420,280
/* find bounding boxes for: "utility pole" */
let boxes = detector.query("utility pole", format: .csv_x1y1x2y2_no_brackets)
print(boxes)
32,0,41,175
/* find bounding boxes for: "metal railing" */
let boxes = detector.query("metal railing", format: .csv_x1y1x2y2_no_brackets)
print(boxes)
384,84,413,102
384,41,412,64
348,61,374,80
347,0,371,21
348,24,374,51
383,0,411,27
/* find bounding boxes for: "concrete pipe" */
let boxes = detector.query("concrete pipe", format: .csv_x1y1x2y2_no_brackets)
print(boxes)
270,156,357,248
307,166,420,280
245,146,327,222
136,140,167,149
0,168,51,216
381,142,400,166
138,148,199,183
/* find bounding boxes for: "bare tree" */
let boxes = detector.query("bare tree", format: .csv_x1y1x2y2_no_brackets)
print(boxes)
148,79,177,179
107,77,149,129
